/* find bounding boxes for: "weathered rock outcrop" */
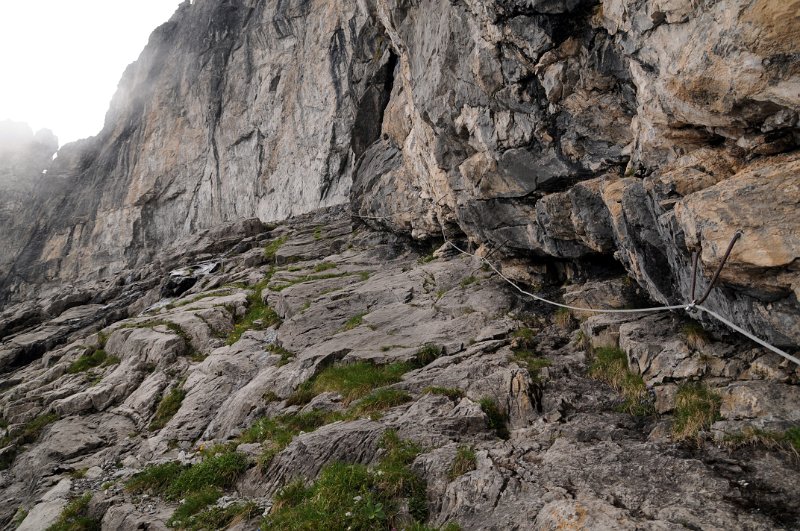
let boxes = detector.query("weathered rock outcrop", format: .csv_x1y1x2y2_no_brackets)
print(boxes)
350,0,800,346
1,0,396,301
1,0,797,351
0,208,797,530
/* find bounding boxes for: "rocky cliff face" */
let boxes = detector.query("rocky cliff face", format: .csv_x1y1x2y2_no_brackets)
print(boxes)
350,0,800,347
0,2,798,527
2,0,797,351
0,121,58,293
1,0,393,301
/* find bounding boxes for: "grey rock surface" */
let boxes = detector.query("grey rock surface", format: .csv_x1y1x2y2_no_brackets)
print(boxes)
0,209,796,529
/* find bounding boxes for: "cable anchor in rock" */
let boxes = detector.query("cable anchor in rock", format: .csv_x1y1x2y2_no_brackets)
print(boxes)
689,230,742,306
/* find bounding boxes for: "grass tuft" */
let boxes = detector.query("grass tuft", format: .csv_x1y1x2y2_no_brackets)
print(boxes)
589,347,654,416
68,348,118,374
512,349,551,382
149,386,186,431
681,320,710,351
672,382,721,441
46,493,99,531
314,262,336,272
308,361,413,404
125,461,186,495
167,451,248,499
188,501,259,530
414,343,443,367
460,276,478,288
0,412,59,469
227,275,281,345
554,308,573,330
166,486,222,529
349,388,412,416
479,398,509,439
264,236,288,261
262,430,432,529
128,452,251,529
341,312,368,332
448,446,477,479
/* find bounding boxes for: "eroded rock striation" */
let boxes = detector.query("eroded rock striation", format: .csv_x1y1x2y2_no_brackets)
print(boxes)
0,209,798,529
0,0,799,528
1,0,797,350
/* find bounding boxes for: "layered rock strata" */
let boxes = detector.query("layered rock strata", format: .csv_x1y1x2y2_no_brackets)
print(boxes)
0,208,798,529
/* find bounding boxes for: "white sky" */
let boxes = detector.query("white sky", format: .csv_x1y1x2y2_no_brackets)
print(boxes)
0,1,184,147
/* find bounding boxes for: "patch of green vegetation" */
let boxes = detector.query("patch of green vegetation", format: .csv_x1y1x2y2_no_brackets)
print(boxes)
380,344,404,352
284,383,317,407
589,347,654,416
70,468,88,479
359,271,371,281
724,426,800,455
241,411,344,468
167,486,222,529
513,327,537,349
125,461,186,494
187,501,259,531
127,453,249,529
264,236,288,261
349,389,412,416
305,361,413,404
423,387,464,400
314,262,336,272
12,507,28,528
262,430,429,529
227,275,281,345
448,445,477,479
97,331,109,348
479,398,509,440
46,493,99,531
128,452,247,501
149,386,187,432
0,413,58,452
418,253,436,264
67,347,118,374
414,344,443,366
435,288,447,302
672,382,721,441
267,344,296,366
460,276,478,288
512,349,551,382
341,312,367,332
313,227,324,240
554,308,573,330
681,320,710,350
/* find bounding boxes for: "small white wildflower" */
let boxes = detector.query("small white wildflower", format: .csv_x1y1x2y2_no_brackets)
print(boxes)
345,511,352,517
353,495,362,502
375,470,384,476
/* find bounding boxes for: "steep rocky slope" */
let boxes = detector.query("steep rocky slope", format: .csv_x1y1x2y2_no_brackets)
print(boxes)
1,0,798,355
0,0,798,528
1,209,798,530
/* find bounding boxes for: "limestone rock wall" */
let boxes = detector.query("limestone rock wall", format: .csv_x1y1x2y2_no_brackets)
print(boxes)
2,0,393,300
351,0,800,346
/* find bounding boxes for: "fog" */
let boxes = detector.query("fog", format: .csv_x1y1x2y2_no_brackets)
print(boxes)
0,0,184,147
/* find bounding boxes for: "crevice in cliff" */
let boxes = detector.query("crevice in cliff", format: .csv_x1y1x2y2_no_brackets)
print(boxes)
350,51,398,161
